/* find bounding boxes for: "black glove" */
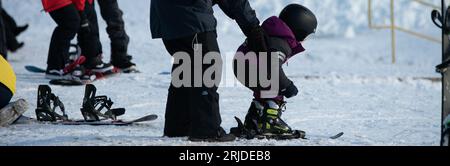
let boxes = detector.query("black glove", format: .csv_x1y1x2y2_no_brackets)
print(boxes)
79,12,90,33
280,82,298,98
246,26,268,53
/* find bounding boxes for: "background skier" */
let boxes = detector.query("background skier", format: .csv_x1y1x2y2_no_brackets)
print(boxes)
150,0,268,142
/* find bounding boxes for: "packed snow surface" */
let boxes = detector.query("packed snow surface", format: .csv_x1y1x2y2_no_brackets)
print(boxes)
0,0,442,145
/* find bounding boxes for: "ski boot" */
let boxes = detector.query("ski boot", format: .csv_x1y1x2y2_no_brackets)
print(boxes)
231,99,305,140
80,84,125,121
35,85,68,122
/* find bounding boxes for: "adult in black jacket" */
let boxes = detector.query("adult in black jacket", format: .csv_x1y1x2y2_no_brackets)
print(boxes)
150,0,267,142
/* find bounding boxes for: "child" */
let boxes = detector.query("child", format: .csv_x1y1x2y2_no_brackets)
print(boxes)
233,4,317,138
41,0,112,80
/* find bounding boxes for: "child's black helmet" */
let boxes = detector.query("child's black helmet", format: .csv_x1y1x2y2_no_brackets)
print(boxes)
279,4,317,41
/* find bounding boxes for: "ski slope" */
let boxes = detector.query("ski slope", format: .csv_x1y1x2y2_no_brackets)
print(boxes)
0,0,442,146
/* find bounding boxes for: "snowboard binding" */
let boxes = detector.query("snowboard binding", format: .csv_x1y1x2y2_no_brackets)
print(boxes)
35,85,68,122
80,84,125,121
230,99,306,140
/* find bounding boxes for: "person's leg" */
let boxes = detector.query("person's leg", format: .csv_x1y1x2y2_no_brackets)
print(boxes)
1,9,28,37
162,31,228,140
4,19,23,52
162,38,193,137
1,9,17,31
97,0,133,68
0,83,12,109
163,85,191,137
77,0,103,69
47,4,80,71
188,31,222,138
0,2,7,58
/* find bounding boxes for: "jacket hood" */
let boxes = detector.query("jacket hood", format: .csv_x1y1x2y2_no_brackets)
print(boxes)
261,16,305,56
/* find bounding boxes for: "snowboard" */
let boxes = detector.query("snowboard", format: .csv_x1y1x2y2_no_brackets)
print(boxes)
53,114,158,126
20,114,158,126
24,65,46,73
433,0,450,146
24,56,120,86
48,70,119,86
0,99,29,127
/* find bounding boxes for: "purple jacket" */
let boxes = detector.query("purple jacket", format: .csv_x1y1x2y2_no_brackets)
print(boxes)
234,16,306,100
236,16,305,63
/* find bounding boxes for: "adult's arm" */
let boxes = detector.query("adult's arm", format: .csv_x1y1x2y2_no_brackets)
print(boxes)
214,0,260,36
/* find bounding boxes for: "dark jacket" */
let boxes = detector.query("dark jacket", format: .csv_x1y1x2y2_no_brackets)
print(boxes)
235,16,305,99
150,0,260,40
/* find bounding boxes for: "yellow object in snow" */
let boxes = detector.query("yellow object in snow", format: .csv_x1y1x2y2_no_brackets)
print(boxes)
0,56,16,94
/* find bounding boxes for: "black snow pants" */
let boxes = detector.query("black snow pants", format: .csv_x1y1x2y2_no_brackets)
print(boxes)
162,31,222,138
47,2,101,70
97,0,130,67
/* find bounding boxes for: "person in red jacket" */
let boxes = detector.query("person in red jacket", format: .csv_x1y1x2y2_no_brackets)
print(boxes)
42,0,112,80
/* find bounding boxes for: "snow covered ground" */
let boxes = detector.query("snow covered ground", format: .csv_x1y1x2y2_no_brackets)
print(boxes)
0,0,442,146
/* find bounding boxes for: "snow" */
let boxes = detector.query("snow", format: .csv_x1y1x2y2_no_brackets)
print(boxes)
0,0,442,146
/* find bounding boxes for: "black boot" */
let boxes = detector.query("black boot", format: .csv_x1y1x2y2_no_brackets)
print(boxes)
14,24,29,36
8,42,24,52
84,55,114,73
188,127,236,142
111,54,138,73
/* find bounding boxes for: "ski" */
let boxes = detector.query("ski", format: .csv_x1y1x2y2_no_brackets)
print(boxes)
305,132,344,140
252,131,344,140
230,117,343,140
329,132,345,139
432,0,450,146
